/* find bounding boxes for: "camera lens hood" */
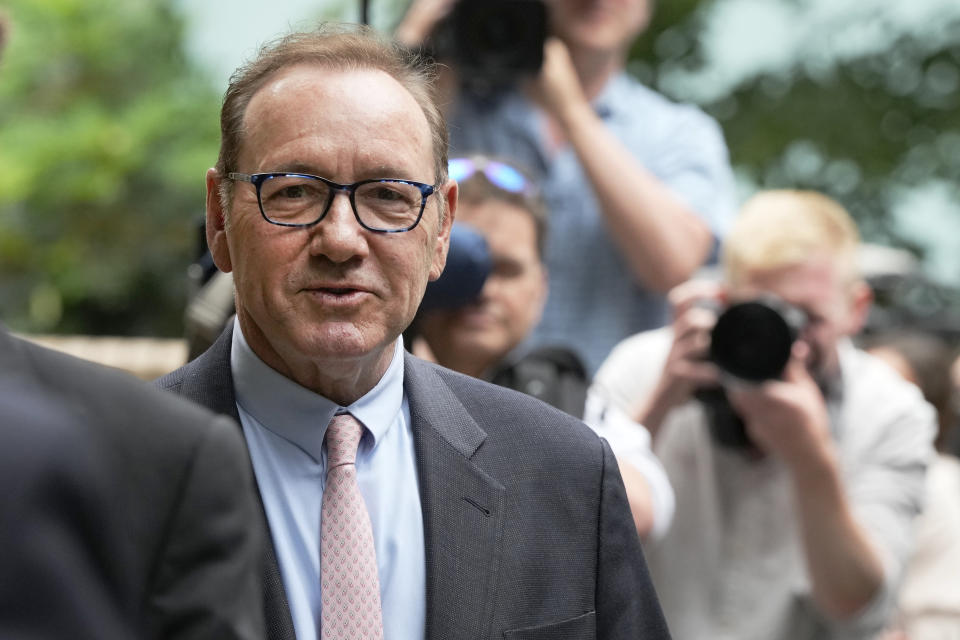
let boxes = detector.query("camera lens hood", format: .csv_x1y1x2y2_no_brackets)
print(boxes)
709,296,803,382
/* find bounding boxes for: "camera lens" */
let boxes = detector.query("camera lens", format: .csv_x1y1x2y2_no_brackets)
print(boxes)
709,299,800,382
448,0,547,84
471,15,519,51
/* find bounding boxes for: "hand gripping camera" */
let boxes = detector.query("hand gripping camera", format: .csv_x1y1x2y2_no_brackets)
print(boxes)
695,295,808,449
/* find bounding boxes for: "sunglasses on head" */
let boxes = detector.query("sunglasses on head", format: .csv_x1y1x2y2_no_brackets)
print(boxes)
448,157,536,195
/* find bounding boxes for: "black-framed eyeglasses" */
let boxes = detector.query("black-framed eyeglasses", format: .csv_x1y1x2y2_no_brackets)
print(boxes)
227,172,437,233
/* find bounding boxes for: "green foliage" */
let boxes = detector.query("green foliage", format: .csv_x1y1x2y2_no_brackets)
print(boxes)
629,1,960,284
3,0,958,336
0,0,220,335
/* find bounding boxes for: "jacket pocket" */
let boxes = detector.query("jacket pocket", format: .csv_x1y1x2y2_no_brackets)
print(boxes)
503,610,596,640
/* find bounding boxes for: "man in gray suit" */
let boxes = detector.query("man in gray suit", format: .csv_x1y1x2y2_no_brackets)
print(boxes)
158,24,668,640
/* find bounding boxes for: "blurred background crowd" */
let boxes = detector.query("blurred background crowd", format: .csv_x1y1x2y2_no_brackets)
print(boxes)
2,0,960,344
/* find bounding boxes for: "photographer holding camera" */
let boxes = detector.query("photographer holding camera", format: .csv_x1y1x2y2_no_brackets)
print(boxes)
395,0,736,376
411,154,675,540
591,190,936,639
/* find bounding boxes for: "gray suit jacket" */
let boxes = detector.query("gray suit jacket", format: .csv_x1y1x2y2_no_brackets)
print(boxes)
156,324,670,639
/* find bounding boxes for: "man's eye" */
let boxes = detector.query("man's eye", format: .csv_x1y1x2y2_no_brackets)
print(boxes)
372,187,406,202
279,185,307,199
265,181,326,203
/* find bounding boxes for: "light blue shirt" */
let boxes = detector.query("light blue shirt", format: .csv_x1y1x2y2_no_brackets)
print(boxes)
451,73,737,375
231,320,426,640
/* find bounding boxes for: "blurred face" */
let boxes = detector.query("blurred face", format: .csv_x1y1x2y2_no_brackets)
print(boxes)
418,199,547,376
730,254,870,381
547,0,651,56
207,65,453,387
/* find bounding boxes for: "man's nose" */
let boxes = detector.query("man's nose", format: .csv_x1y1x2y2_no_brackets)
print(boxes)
308,191,367,262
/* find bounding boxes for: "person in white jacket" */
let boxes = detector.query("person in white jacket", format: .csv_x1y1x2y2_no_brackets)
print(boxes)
592,190,936,639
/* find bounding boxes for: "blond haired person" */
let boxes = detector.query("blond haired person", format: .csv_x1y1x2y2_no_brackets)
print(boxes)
592,190,936,640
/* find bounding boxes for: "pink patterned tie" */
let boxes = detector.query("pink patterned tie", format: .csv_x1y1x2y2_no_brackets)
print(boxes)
320,412,384,640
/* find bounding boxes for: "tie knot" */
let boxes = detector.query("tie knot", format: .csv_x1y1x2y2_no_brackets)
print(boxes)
325,412,364,467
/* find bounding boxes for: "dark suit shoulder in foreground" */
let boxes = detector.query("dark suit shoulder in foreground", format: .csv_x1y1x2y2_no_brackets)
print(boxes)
0,330,264,640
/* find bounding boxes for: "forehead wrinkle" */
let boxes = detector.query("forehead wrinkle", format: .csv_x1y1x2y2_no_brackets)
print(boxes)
241,65,433,180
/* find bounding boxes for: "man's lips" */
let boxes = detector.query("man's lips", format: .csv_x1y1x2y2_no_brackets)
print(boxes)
314,286,360,294
302,284,372,304
303,281,369,292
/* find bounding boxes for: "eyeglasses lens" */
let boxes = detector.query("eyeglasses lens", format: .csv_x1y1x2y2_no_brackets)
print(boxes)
484,162,527,192
448,158,530,194
448,158,473,183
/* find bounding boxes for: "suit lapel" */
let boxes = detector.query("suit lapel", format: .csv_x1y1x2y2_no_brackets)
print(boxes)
180,338,506,639
177,324,296,640
176,324,242,423
404,355,506,640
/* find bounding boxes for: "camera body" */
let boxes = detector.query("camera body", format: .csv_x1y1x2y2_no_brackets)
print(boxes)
695,296,808,449
419,223,492,311
431,0,548,91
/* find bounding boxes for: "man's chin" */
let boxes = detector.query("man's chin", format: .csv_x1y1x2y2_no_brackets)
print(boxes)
297,323,394,361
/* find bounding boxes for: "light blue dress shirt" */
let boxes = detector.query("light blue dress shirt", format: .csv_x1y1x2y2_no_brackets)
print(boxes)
231,319,426,640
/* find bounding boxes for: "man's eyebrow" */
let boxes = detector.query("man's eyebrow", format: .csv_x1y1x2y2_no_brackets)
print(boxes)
270,163,321,176
264,163,422,181
358,165,420,181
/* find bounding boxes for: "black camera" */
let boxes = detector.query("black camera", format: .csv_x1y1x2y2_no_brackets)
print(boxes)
404,223,492,351
431,0,548,91
419,223,492,311
695,296,807,449
709,296,807,383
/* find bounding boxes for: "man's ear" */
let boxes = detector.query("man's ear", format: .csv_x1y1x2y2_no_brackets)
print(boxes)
205,168,233,274
846,279,873,335
429,179,457,282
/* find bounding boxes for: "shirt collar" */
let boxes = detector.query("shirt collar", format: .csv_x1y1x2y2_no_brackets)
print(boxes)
231,317,405,463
